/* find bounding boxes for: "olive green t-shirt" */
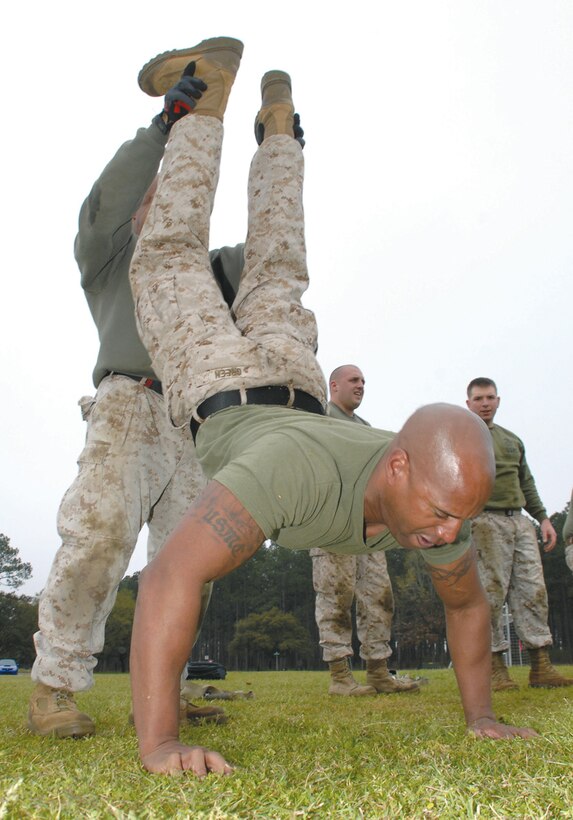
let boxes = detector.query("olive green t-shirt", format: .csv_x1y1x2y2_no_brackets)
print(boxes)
196,405,470,566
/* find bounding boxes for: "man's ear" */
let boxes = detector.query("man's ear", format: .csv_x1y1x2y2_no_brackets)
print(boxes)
385,448,409,485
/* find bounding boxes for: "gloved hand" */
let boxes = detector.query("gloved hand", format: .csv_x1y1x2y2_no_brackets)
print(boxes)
293,113,305,148
153,62,207,134
254,112,306,148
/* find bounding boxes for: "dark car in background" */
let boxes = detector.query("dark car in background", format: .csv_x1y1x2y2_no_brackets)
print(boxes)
186,660,226,680
0,659,18,675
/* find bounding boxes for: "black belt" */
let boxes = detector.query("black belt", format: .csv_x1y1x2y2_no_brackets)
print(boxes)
109,371,163,396
190,385,324,442
484,508,521,517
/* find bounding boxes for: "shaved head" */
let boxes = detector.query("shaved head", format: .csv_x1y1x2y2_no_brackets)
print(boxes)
329,364,365,415
366,403,495,550
396,403,495,508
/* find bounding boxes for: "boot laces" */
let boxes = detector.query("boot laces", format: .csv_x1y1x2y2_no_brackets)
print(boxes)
54,689,77,711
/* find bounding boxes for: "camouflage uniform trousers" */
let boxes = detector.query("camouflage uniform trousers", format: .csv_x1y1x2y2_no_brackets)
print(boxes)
471,511,552,652
32,374,209,692
129,113,326,427
310,548,395,662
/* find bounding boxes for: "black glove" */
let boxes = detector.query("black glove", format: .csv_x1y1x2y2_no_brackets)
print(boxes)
254,112,306,148
293,113,305,148
153,62,207,134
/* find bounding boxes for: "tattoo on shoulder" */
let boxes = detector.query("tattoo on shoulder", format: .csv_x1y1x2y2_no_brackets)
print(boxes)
426,546,475,586
201,506,258,559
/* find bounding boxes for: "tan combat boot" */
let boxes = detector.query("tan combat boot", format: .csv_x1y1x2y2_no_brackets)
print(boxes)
254,71,295,143
28,682,95,738
138,36,244,121
491,651,519,691
528,647,573,688
328,658,376,696
179,699,228,725
179,686,228,724
366,659,420,694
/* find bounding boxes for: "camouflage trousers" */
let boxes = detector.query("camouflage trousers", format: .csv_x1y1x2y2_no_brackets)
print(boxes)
32,375,209,692
471,511,552,652
311,548,395,662
129,114,326,428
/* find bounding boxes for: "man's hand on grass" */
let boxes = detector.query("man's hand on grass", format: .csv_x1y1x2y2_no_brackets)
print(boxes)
142,741,234,777
467,717,538,740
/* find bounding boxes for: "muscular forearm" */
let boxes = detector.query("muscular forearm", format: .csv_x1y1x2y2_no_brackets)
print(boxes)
130,482,264,773
445,595,495,727
130,556,202,757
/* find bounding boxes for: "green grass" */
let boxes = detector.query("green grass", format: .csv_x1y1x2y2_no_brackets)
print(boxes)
1,668,573,818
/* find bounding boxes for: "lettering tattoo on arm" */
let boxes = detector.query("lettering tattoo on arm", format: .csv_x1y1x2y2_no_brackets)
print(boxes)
426,545,475,587
202,506,260,559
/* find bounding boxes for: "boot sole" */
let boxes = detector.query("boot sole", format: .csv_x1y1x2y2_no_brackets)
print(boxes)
28,721,95,739
328,689,376,696
261,71,292,95
138,37,244,97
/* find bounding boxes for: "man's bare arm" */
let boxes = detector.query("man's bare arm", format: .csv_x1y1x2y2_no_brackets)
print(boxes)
427,548,538,740
130,480,265,775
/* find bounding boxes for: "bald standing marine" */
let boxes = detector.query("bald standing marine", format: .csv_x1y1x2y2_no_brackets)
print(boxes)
311,365,420,696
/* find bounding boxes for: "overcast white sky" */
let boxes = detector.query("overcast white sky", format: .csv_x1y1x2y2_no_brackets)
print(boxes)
1,0,571,597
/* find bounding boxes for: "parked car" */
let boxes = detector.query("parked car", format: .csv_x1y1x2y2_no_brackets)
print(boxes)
0,659,18,675
186,659,226,680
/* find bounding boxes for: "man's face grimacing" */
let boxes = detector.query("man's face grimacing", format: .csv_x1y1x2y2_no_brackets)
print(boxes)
365,404,495,551
466,385,500,426
382,455,487,550
330,365,365,413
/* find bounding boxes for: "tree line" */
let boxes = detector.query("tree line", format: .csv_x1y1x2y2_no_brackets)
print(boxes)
2,502,572,671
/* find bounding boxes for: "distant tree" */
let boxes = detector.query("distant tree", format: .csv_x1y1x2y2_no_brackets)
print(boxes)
118,572,140,597
228,607,313,670
192,542,320,667
0,592,38,665
0,533,32,590
387,548,447,668
98,588,136,672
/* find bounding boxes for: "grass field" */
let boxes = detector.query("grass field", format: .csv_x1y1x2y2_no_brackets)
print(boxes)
1,668,572,818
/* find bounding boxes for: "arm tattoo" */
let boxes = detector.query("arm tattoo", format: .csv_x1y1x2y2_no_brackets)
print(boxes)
426,545,475,587
201,507,257,559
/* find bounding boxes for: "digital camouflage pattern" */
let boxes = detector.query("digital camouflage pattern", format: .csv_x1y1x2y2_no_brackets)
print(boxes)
129,114,326,426
472,511,552,652
32,375,208,691
311,549,395,661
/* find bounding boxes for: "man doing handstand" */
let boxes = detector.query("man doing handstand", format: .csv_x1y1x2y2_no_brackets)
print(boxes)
127,36,537,776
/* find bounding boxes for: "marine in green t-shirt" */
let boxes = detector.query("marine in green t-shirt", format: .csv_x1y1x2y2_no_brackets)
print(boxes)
126,44,538,776
466,377,572,691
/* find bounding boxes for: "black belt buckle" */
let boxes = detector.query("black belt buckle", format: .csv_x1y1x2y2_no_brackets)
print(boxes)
505,509,515,517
